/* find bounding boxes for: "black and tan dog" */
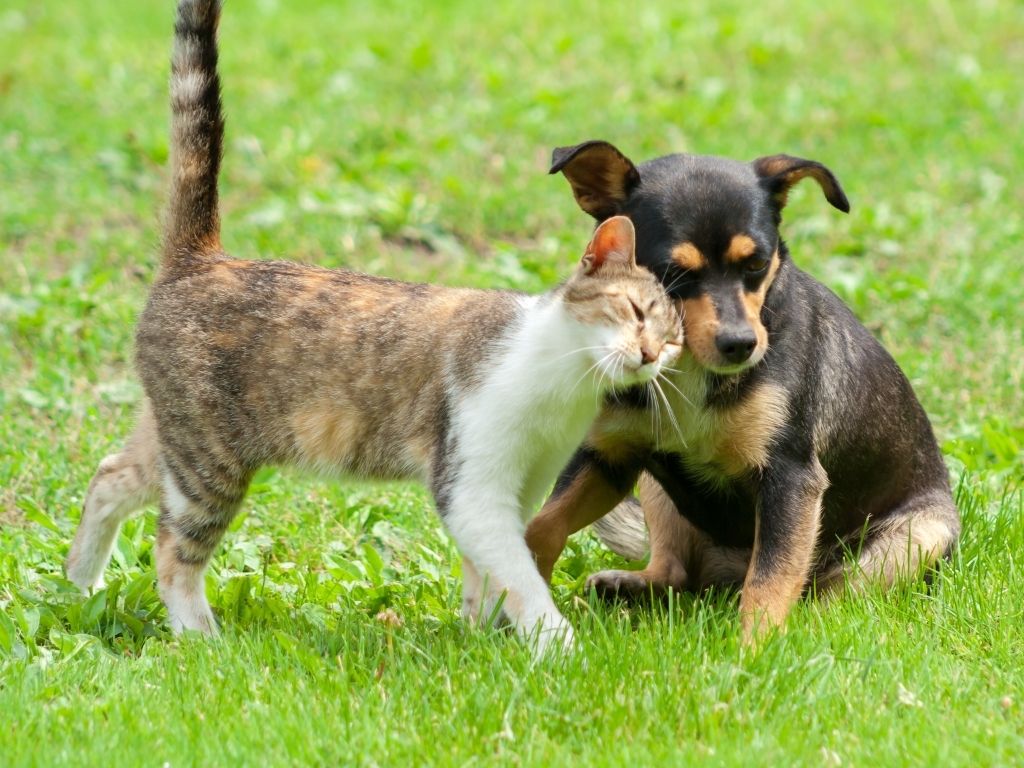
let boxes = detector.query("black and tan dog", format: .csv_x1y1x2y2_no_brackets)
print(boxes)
525,140,960,640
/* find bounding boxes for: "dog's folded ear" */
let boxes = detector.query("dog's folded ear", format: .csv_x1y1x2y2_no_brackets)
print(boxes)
752,155,850,215
550,141,641,220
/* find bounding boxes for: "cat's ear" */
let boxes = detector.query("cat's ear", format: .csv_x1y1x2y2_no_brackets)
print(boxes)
581,215,637,274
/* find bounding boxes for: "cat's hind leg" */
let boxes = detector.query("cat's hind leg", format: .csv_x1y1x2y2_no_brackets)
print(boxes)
155,454,250,634
66,403,160,591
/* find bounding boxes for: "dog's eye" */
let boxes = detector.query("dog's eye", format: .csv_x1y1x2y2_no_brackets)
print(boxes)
744,258,769,274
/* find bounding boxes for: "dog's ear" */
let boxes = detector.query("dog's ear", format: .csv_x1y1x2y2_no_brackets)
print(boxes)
550,141,641,220
752,154,850,214
581,215,637,274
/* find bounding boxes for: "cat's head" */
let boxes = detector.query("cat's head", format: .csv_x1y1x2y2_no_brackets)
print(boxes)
563,216,683,387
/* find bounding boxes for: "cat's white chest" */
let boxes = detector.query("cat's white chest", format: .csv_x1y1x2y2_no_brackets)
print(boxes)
451,299,604,517
516,396,597,514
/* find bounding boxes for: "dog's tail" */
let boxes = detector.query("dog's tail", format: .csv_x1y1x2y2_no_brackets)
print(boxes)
591,497,650,561
162,0,225,276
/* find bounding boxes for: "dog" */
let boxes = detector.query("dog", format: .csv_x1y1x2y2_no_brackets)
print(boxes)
524,140,960,640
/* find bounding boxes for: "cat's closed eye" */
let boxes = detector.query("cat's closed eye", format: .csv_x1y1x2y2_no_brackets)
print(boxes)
628,299,645,324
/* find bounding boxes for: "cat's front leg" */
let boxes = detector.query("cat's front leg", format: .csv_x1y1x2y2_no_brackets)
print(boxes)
440,487,574,655
460,556,483,623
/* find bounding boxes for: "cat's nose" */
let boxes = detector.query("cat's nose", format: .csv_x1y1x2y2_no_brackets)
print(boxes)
640,345,657,365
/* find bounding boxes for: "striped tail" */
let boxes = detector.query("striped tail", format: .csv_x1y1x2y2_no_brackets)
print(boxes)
163,0,225,274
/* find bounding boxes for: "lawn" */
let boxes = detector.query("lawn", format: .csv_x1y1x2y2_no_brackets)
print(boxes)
2,0,1023,765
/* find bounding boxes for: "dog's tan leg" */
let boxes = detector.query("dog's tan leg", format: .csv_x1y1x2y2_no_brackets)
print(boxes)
739,457,828,643
586,473,690,596
814,492,959,598
526,456,636,583
66,403,161,591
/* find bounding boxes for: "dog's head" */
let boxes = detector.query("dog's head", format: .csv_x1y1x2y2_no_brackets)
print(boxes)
550,141,849,374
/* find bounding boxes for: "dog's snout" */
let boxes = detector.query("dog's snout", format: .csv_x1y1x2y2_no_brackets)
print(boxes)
715,328,757,364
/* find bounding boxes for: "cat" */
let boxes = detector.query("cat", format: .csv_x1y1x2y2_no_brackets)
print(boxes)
64,0,682,653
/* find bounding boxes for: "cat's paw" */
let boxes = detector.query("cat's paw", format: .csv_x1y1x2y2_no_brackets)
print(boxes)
529,615,575,658
65,564,104,593
461,589,482,623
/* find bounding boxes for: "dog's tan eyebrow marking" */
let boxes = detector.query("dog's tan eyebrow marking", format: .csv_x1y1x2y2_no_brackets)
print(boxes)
724,234,758,264
671,242,706,271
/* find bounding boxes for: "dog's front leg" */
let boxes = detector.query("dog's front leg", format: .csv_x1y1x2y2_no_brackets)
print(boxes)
526,449,638,582
740,456,828,643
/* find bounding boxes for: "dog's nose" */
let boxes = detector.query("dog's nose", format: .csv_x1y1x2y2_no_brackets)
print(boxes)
715,329,757,364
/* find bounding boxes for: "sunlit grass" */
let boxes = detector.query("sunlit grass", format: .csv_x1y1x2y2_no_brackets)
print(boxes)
2,0,1022,765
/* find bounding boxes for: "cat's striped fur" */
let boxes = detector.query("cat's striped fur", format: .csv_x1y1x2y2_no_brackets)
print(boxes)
65,0,682,652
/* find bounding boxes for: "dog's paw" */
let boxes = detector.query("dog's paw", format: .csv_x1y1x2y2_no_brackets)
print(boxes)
585,568,653,599
738,592,789,647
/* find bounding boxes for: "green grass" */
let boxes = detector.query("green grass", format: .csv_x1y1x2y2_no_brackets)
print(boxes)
2,0,1023,764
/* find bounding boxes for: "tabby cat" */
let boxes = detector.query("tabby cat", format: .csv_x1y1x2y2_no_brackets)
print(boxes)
65,0,682,652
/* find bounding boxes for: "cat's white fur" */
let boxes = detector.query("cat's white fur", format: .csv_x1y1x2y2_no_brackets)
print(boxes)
444,293,677,650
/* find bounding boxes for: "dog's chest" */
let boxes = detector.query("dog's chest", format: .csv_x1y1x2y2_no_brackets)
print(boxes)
644,369,790,480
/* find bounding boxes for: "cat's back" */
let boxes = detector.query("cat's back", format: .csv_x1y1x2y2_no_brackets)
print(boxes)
135,256,527,472
138,257,523,361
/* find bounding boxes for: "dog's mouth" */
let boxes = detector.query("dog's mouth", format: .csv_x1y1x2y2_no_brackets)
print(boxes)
705,360,758,376
690,343,767,376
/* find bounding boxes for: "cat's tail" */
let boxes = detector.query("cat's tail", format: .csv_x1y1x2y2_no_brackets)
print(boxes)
162,0,225,276
591,497,650,561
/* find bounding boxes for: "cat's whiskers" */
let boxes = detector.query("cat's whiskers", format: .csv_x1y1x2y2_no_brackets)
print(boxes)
658,364,699,378
569,351,617,400
547,345,611,365
651,377,686,446
612,351,632,401
661,268,692,297
597,352,618,402
606,355,618,400
657,371,694,408
646,381,664,448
